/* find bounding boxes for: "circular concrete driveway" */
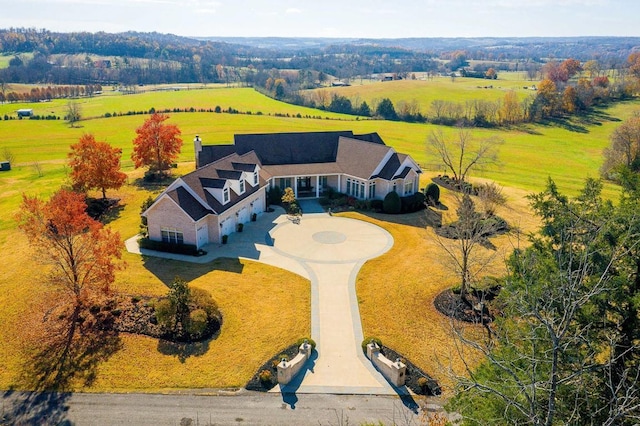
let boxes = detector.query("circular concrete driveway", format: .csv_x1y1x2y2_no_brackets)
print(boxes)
270,216,393,263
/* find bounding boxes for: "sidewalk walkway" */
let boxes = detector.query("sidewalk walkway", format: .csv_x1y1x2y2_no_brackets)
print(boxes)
125,206,397,394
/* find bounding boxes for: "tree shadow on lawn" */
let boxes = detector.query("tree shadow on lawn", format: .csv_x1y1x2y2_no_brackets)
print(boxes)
141,256,245,286
157,337,213,363
5,309,122,425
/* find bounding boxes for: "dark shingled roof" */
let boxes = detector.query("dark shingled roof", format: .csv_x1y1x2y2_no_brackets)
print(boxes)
216,169,243,180
373,153,402,180
198,144,236,167
233,131,354,165
166,186,212,221
352,132,385,145
199,177,226,189
232,162,258,172
393,166,413,179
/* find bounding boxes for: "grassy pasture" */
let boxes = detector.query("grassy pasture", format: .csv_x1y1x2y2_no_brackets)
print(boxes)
308,74,537,114
0,83,638,392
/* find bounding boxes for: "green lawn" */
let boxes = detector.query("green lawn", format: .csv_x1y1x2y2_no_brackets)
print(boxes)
307,74,536,114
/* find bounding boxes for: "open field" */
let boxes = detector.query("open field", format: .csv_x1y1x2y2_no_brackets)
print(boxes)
0,83,637,392
306,74,537,114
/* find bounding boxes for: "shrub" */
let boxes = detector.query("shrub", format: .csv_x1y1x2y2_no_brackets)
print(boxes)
382,191,401,214
222,235,228,244
401,192,426,213
258,369,273,383
154,298,174,329
361,337,382,353
190,287,221,321
295,337,317,350
370,199,384,212
424,183,440,205
237,223,244,232
417,377,429,392
187,309,208,336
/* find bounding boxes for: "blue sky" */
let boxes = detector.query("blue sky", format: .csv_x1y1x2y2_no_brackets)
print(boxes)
1,0,638,38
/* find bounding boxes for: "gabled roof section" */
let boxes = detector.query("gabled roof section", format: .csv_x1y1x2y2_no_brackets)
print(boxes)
336,136,393,180
166,186,212,221
234,131,354,165
393,166,413,180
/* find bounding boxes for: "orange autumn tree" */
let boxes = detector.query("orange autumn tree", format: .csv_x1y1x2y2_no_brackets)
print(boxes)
68,133,127,199
17,189,122,311
131,112,183,177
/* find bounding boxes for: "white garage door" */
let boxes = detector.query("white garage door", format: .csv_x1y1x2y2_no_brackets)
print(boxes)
238,206,249,223
252,197,264,215
220,218,234,239
196,224,208,249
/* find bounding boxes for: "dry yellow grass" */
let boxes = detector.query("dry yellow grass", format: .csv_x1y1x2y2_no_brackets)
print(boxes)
344,176,539,395
0,167,310,392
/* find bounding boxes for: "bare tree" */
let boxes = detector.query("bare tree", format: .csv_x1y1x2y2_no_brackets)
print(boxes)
601,113,640,180
66,101,82,127
435,193,502,304
426,129,502,184
2,147,15,164
476,182,507,216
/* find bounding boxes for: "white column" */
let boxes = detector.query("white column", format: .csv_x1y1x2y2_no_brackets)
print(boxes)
294,176,298,198
338,175,341,193
316,175,320,198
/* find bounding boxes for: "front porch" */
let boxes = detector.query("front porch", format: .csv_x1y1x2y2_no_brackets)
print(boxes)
276,175,341,199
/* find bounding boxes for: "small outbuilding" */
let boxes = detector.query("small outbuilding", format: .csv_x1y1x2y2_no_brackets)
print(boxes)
0,161,11,171
17,109,33,118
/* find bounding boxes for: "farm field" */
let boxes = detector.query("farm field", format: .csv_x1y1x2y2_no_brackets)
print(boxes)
0,81,637,392
306,73,537,114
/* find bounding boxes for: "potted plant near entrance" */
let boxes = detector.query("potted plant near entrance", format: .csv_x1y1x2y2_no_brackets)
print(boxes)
222,235,228,244
237,223,244,232
251,213,257,222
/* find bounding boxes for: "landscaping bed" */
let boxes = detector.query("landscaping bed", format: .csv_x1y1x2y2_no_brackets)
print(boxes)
380,345,441,396
433,287,499,324
245,338,315,391
361,338,441,396
103,294,222,343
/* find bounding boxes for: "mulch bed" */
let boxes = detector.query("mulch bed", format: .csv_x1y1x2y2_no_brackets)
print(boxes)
245,343,303,391
433,288,496,324
244,342,441,396
101,295,221,343
380,345,441,396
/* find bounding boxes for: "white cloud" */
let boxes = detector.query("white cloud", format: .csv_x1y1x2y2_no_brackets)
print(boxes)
285,7,301,14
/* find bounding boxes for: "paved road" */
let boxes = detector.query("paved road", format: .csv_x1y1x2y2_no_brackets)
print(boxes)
2,390,442,425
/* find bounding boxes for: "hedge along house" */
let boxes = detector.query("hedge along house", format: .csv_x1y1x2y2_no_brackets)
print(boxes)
143,131,422,249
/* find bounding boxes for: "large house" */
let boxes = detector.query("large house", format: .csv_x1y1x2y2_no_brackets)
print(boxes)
143,131,422,249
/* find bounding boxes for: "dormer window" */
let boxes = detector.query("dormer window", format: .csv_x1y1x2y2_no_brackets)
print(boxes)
239,179,245,194
223,187,230,203
253,171,259,185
